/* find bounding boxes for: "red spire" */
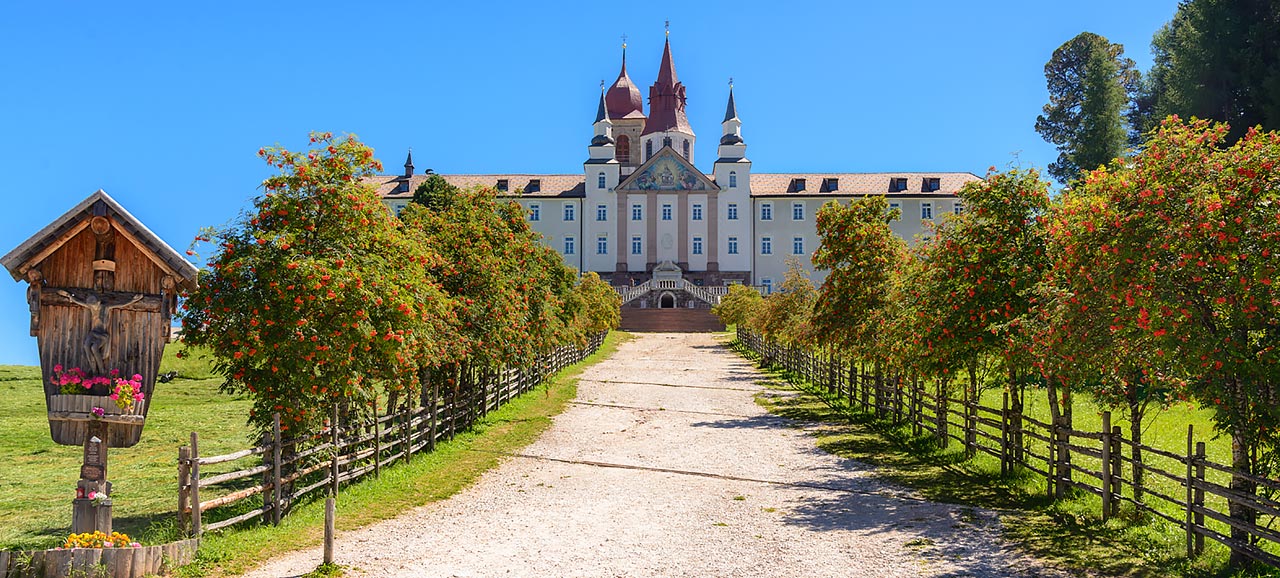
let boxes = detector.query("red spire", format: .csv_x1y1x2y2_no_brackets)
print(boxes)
605,46,645,120
642,37,693,136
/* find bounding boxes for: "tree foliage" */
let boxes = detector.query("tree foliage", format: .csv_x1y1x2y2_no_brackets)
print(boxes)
1036,32,1139,183
711,283,762,328
181,132,458,432
1134,0,1280,143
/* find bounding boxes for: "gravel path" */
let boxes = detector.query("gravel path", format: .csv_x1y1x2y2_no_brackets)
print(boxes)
243,333,1065,578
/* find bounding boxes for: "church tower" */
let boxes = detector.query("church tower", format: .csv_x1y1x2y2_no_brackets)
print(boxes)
640,30,695,165
713,84,752,277
605,41,646,172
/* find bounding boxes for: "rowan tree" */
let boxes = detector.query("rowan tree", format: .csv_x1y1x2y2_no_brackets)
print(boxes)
1072,118,1280,563
181,132,457,433
712,284,763,328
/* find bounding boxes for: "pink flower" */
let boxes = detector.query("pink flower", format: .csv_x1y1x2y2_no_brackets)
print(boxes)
110,393,119,401
91,407,105,418
103,542,113,548
130,542,141,548
54,364,63,372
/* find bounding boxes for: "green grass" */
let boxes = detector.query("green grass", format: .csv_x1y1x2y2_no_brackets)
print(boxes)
175,331,631,577
0,346,253,550
729,337,1279,578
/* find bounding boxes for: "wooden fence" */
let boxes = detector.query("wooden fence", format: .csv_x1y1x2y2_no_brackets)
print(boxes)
177,332,607,537
738,328,1280,568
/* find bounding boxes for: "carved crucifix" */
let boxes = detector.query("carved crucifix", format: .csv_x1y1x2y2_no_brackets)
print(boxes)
56,289,146,375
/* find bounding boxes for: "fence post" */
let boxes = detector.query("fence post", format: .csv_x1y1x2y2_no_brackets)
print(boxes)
1194,440,1205,556
1110,425,1122,518
1047,422,1057,498
429,376,438,451
1185,424,1195,559
1101,411,1112,521
372,398,381,479
331,404,340,497
272,412,282,525
177,446,191,536
1000,392,1010,476
403,402,412,465
190,432,201,538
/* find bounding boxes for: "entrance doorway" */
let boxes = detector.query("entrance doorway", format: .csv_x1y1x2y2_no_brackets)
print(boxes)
659,292,676,308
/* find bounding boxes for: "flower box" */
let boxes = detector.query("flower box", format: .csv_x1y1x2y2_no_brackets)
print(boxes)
47,395,147,448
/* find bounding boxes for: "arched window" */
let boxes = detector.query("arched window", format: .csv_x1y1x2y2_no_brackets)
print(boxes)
646,139,653,160
682,139,690,159
662,136,672,148
615,135,630,163
729,171,737,188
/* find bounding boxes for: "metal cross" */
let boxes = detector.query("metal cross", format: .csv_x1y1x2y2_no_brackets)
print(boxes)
621,33,627,49
665,20,670,36
729,77,734,88
600,79,605,90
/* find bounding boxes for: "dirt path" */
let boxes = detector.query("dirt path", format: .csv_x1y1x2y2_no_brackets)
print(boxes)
244,333,1063,578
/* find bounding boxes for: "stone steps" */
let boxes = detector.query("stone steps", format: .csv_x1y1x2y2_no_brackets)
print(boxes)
619,309,725,333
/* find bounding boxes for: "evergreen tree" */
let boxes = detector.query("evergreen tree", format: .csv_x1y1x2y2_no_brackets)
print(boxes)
1136,0,1280,142
1035,32,1139,184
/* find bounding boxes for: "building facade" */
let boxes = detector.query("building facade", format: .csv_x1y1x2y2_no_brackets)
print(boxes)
375,36,978,298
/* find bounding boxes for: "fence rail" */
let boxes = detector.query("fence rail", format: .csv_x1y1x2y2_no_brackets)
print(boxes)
177,332,607,537
737,328,1280,568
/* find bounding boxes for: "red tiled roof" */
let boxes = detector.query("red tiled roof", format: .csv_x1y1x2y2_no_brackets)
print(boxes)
370,174,585,199
606,49,645,120
642,38,693,136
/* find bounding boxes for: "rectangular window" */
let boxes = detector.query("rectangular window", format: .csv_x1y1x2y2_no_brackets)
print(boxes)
954,202,964,215
761,278,773,295
597,236,608,255
761,203,773,221
923,177,941,192
631,204,642,221
889,177,908,192
793,236,804,255
563,236,575,255
889,201,901,221
496,179,509,192
662,204,672,221
727,203,739,220
823,177,839,192
792,202,804,221
631,236,642,255
692,236,703,255
729,172,738,188
563,204,575,222
728,236,739,255
598,173,607,189
529,204,540,221
597,204,608,221
921,202,933,220
692,204,703,221
761,236,773,255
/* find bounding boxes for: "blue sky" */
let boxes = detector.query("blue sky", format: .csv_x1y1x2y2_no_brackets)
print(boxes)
0,1,1177,365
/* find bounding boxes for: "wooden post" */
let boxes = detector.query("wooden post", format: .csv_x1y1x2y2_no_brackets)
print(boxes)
1047,422,1057,498
1185,424,1195,559
1000,392,1010,476
1101,411,1112,521
324,497,336,565
1110,425,1123,518
190,432,201,538
402,403,411,464
1194,440,1206,555
373,398,381,479
177,446,191,535
429,377,438,451
330,404,340,497
272,413,282,525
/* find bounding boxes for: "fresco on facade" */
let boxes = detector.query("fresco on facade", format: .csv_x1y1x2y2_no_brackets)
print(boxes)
626,155,710,191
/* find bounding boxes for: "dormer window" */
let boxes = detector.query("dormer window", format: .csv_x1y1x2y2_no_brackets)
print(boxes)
399,180,410,194
789,178,806,193
822,178,839,192
889,177,908,193
527,179,541,193
922,177,941,192
497,179,509,192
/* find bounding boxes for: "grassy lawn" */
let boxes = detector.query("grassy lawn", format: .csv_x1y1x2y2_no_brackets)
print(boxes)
1,330,629,578
177,330,630,577
0,347,253,550
729,337,1279,578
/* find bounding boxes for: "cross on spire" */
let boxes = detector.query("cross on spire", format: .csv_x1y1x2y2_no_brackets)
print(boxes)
729,77,734,88
665,20,669,36
621,33,627,49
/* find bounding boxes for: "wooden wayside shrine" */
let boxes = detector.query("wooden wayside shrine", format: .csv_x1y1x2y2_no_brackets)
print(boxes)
1,190,197,536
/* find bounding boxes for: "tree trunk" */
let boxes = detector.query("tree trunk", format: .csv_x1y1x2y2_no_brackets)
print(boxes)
1010,366,1025,463
1046,377,1072,499
966,361,978,458
1228,426,1258,567
936,377,949,447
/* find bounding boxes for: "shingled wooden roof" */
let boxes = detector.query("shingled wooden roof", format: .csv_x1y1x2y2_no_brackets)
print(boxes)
0,190,199,290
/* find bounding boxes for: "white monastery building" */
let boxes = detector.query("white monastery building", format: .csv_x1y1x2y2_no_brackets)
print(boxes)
375,35,977,311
